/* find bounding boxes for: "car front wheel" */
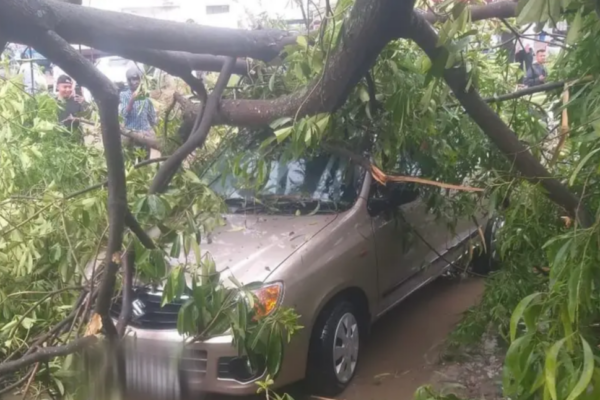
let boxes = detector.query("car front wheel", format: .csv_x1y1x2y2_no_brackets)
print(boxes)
306,300,363,396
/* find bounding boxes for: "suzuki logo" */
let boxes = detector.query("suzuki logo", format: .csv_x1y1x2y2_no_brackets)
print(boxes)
131,299,146,319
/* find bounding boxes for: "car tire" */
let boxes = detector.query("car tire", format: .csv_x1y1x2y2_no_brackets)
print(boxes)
472,216,504,275
306,300,364,397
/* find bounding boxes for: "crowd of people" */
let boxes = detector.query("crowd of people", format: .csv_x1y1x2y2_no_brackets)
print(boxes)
3,44,158,157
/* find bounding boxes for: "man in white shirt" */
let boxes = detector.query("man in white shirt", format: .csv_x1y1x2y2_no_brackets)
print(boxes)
19,59,47,95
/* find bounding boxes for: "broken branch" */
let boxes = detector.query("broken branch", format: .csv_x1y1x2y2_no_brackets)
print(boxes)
150,57,237,193
0,336,98,376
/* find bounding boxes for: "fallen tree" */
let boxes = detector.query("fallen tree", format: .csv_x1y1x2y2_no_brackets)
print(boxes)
0,0,595,396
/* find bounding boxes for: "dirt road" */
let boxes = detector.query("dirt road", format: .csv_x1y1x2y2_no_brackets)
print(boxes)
338,277,484,400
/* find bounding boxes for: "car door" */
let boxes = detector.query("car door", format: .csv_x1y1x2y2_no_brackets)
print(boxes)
368,179,433,311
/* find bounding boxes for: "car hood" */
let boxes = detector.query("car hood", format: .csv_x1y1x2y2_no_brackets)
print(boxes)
164,213,338,286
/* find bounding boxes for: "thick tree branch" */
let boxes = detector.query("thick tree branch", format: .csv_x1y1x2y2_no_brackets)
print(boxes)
0,336,97,376
406,13,592,227
419,0,517,24
189,0,413,127
110,48,249,76
0,0,293,61
120,129,162,151
27,30,128,339
150,58,237,193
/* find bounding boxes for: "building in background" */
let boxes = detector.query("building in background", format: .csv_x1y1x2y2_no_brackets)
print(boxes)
86,0,335,29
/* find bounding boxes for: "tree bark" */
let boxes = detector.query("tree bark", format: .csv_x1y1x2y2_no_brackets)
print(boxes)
419,0,517,24
406,13,592,227
150,58,237,193
0,0,294,61
28,30,128,337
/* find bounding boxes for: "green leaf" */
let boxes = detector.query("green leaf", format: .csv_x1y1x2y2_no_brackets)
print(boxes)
565,336,594,400
517,0,546,24
274,126,293,143
53,378,65,396
420,82,435,111
184,169,201,184
266,326,284,376
147,195,167,219
566,8,583,45
545,337,568,400
504,334,534,395
358,86,370,103
268,73,276,92
510,292,542,342
269,117,292,129
21,317,35,330
191,236,201,265
169,234,181,258
569,147,600,186
296,36,308,49
314,114,330,135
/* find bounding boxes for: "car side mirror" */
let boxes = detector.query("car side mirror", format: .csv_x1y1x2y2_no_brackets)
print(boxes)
367,182,419,216
387,182,419,206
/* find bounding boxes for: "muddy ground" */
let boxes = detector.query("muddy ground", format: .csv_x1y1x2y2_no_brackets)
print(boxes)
329,277,504,400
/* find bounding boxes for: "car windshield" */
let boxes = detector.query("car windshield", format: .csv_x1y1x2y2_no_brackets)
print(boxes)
203,149,365,215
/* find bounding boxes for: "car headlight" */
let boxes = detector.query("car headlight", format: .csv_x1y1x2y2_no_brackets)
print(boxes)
250,282,284,318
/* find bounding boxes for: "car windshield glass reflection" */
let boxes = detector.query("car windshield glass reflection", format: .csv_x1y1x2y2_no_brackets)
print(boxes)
205,151,364,215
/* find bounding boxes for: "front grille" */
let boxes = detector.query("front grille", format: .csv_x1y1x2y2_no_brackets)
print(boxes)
110,290,185,330
181,349,208,383
121,339,208,393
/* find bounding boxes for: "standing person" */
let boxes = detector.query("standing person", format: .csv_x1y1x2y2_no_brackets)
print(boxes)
515,42,534,83
56,75,89,142
19,52,47,95
524,48,548,87
119,67,157,159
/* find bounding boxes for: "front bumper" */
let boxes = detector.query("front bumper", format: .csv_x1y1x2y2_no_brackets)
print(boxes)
124,326,266,396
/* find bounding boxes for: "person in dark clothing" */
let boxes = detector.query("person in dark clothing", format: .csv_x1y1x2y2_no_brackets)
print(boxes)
524,48,548,87
56,75,89,141
515,44,533,76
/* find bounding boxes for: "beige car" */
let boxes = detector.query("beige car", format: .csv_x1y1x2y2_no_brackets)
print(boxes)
110,149,501,398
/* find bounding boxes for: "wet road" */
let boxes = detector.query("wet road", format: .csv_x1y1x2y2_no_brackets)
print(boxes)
338,277,484,400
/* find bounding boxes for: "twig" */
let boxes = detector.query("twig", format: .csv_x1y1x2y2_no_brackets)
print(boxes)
0,366,35,396
21,362,39,399
0,336,98,376
65,157,168,200
323,144,483,192
9,287,84,345
550,84,571,165
482,80,568,103
501,18,569,50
